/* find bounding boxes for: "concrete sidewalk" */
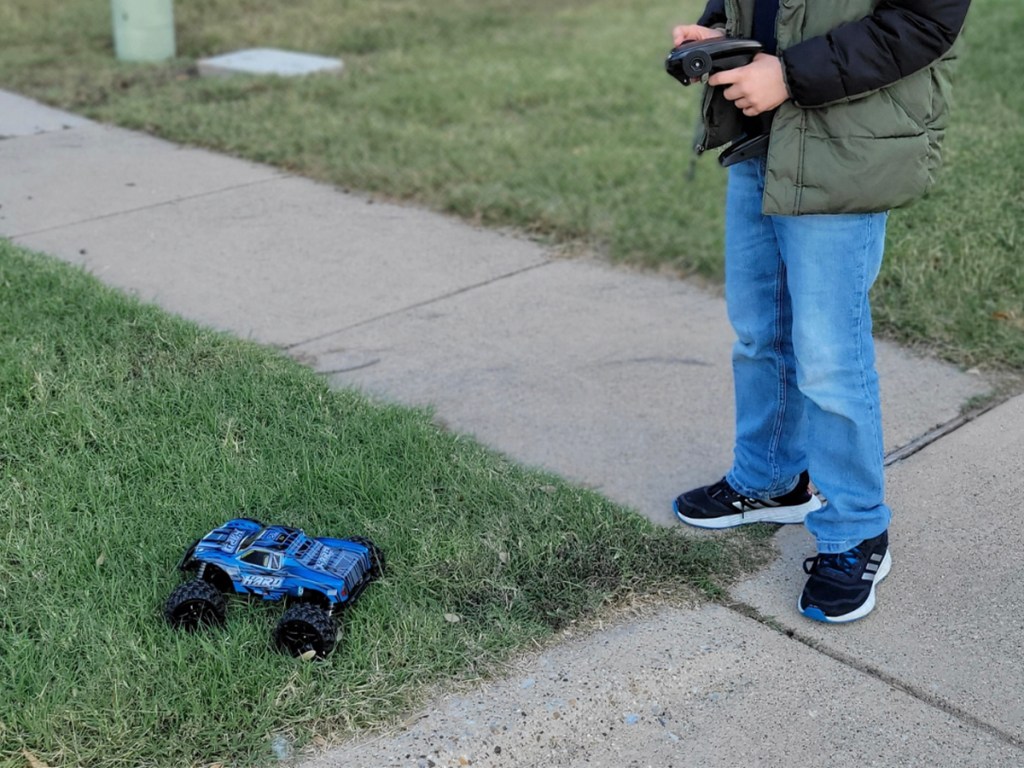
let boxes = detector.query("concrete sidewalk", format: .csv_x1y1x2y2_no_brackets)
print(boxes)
2,91,1022,766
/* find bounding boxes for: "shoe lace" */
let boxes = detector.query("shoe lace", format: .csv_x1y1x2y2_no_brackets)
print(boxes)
803,546,864,577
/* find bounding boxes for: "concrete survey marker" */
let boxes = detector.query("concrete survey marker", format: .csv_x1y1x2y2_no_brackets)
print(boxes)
197,48,343,78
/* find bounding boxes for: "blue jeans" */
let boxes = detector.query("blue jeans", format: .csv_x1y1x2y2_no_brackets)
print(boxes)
723,158,890,554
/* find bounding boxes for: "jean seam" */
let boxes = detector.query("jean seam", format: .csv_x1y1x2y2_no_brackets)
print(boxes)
856,217,885,494
767,256,787,494
763,158,786,497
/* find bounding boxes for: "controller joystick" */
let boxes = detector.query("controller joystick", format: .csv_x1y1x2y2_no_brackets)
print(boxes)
665,37,763,86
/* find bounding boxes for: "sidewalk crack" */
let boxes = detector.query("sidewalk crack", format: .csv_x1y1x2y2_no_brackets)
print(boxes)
883,392,1016,467
7,175,285,240
281,260,553,352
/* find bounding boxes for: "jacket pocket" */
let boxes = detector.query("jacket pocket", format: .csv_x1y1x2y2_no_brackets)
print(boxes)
883,69,934,136
804,80,925,142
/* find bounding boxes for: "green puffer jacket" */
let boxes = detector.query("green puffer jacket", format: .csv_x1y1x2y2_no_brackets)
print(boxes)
698,0,961,215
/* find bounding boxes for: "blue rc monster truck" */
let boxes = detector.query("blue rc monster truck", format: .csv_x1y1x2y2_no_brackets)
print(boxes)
164,518,383,659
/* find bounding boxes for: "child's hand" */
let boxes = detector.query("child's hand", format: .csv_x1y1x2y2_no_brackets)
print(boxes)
672,24,726,47
709,53,790,116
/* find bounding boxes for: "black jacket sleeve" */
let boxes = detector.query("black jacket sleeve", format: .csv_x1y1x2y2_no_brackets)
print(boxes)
782,0,972,107
697,0,727,29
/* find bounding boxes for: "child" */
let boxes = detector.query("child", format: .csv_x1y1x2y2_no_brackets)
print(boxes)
671,0,971,622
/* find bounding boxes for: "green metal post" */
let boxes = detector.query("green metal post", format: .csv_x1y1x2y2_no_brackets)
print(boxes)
111,0,176,62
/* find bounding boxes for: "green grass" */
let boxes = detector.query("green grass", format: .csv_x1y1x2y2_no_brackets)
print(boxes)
0,241,767,767
1,0,1020,371
0,2,1020,762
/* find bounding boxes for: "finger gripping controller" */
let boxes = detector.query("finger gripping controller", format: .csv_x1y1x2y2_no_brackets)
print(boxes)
665,37,762,86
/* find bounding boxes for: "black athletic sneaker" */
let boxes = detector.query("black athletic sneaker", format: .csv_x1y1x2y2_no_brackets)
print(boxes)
798,531,891,623
673,471,822,529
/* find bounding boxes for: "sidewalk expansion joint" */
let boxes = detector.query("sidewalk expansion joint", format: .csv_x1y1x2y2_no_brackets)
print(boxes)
316,358,381,376
883,392,1012,467
7,175,286,240
282,260,554,352
722,599,1024,751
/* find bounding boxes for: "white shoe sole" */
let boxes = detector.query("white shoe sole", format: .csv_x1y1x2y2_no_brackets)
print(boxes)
674,494,822,529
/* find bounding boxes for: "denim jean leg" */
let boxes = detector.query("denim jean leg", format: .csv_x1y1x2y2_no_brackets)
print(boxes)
774,212,892,553
723,159,807,499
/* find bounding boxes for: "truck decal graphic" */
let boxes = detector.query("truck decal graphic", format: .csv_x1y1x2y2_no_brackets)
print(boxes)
241,575,284,589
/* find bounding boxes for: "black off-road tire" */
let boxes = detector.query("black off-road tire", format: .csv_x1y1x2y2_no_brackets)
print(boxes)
165,579,227,631
200,564,233,593
274,603,338,659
